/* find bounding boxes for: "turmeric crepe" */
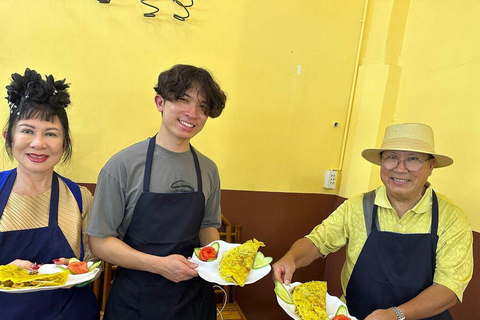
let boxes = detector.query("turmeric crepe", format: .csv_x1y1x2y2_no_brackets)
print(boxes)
292,281,328,320
219,238,264,286
0,265,69,290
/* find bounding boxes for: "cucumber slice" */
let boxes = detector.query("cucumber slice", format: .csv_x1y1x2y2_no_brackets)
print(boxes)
88,261,102,272
211,242,220,254
68,257,80,264
252,251,273,269
194,247,201,259
274,280,294,304
56,266,68,271
335,305,348,316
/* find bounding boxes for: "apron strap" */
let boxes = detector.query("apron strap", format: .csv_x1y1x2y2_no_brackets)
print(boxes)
143,136,157,192
142,136,204,194
430,190,439,276
362,189,378,235
0,169,17,219
189,145,203,193
48,172,60,227
57,174,85,261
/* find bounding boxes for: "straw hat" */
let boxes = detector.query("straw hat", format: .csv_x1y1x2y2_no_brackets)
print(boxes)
361,123,453,168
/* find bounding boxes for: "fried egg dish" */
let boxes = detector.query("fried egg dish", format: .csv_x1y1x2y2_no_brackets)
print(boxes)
292,281,328,320
0,265,69,289
219,238,264,286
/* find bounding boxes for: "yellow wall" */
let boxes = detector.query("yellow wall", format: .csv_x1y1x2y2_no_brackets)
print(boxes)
0,0,364,193
0,1,479,231
339,0,480,231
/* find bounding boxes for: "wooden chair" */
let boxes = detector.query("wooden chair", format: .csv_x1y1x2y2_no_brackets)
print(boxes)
98,214,246,320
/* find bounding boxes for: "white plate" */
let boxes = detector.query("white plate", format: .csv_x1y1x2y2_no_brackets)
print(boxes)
191,240,271,286
0,262,100,293
276,282,357,320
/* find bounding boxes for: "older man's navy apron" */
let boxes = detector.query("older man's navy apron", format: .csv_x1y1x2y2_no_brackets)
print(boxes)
0,169,99,320
345,190,452,320
104,136,216,320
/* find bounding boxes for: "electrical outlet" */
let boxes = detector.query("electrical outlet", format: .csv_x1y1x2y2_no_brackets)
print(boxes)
324,170,337,189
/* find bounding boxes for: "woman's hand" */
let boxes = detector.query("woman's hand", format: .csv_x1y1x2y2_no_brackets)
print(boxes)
52,257,70,265
8,259,36,270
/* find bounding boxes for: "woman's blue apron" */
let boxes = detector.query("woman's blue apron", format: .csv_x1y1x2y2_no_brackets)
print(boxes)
0,169,99,320
104,136,216,320
345,190,452,320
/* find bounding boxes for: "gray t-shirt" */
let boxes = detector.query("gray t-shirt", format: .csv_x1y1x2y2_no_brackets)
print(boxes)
86,139,221,240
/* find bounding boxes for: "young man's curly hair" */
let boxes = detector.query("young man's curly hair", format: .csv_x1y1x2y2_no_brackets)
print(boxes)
154,64,226,118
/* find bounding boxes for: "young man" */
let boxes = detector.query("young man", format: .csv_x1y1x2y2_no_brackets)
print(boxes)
87,65,227,320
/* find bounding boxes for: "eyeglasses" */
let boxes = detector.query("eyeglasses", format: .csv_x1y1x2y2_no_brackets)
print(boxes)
381,154,433,172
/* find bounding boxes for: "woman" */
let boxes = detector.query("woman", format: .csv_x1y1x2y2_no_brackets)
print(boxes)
0,68,100,319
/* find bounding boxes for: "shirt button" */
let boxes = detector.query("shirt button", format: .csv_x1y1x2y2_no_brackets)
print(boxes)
397,224,402,229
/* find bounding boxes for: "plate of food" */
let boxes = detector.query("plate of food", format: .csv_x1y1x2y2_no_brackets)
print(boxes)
275,281,357,320
191,239,272,286
0,260,101,293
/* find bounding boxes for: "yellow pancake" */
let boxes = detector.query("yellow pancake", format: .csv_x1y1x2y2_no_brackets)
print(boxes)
0,265,69,289
219,238,265,286
292,281,328,320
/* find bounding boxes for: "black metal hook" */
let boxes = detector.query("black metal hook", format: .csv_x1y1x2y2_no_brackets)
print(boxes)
173,0,193,21
141,0,160,17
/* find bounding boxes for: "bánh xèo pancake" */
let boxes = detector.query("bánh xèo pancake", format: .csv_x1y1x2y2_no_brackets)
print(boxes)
292,281,328,320
219,238,265,286
0,265,69,290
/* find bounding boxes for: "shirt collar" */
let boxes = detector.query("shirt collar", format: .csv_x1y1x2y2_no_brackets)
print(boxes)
375,182,432,213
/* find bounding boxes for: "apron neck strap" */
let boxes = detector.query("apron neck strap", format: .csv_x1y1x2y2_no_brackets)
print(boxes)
0,169,60,229
371,190,440,236
0,169,17,219
143,136,203,193
48,172,60,227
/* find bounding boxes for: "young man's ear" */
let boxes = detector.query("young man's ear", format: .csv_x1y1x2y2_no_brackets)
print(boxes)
3,130,7,140
155,94,165,113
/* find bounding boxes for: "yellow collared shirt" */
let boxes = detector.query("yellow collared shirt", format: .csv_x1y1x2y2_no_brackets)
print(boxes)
306,184,473,302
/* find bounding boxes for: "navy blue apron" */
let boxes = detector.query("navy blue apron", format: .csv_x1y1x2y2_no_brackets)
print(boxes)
345,190,452,320
0,169,99,320
104,136,216,320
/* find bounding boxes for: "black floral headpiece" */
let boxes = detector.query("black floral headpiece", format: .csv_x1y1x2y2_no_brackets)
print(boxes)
6,68,70,116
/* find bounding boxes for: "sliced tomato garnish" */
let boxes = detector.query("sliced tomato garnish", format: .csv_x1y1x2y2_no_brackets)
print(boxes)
199,246,217,261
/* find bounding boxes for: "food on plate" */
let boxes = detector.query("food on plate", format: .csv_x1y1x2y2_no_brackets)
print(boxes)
68,261,89,274
333,305,351,320
194,242,220,262
0,265,69,289
219,238,265,286
252,251,273,269
57,258,101,275
274,280,294,304
292,281,328,320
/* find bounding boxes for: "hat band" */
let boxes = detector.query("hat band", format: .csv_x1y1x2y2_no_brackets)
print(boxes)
381,137,435,154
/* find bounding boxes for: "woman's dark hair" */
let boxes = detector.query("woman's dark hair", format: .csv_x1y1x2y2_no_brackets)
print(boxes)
4,68,72,162
154,64,227,118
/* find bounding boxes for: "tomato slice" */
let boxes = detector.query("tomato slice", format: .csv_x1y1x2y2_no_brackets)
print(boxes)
199,246,217,261
333,315,351,320
68,261,89,274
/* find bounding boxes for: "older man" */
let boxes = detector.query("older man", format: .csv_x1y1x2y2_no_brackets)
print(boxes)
273,123,473,320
